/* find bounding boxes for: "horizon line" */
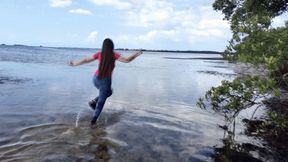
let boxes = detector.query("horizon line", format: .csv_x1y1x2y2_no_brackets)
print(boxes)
0,43,223,54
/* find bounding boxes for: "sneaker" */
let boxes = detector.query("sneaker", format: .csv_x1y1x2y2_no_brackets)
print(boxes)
88,99,97,110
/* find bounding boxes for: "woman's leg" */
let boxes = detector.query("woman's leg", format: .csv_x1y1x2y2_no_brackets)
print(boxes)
91,78,112,124
89,75,100,109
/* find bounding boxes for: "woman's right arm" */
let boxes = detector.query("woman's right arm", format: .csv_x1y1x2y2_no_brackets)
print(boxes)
68,56,95,66
117,51,143,63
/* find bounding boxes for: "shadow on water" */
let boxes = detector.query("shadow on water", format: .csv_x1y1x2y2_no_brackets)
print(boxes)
0,111,124,162
213,139,266,162
212,118,275,162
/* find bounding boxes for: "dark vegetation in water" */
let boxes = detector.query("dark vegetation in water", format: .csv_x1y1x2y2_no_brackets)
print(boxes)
198,0,288,161
90,111,124,161
243,98,288,161
91,129,116,162
0,76,30,84
213,139,268,162
214,98,288,162
197,70,235,77
204,61,226,64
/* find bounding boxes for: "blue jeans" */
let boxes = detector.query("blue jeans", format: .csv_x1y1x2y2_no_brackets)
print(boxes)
91,75,113,124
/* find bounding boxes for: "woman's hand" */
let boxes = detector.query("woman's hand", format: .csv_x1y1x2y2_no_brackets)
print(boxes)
136,50,143,56
68,60,75,66
67,56,95,66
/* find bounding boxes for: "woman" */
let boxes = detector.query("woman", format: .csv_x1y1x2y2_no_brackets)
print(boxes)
69,38,142,128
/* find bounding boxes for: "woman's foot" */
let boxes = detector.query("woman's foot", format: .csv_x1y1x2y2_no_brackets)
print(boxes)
90,121,98,129
90,123,98,129
88,99,97,110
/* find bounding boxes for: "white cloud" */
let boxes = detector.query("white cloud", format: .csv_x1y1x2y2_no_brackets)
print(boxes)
271,12,288,28
89,0,132,10
87,31,98,42
49,0,72,8
137,29,178,42
125,3,229,29
115,25,228,48
88,0,231,49
115,3,230,44
69,8,93,15
126,0,174,27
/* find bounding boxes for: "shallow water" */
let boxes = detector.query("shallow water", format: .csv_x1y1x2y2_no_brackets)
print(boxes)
0,45,238,161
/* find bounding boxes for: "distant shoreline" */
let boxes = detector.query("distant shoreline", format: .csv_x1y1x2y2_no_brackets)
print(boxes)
123,49,223,54
0,44,223,54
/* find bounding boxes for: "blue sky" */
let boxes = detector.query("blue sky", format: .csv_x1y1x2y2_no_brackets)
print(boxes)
0,0,286,51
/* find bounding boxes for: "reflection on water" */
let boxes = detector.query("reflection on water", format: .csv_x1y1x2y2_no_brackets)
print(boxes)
0,45,236,161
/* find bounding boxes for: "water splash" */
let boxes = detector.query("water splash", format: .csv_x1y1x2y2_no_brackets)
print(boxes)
75,109,82,128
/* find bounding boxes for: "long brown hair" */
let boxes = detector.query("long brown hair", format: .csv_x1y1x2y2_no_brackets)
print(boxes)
98,38,115,79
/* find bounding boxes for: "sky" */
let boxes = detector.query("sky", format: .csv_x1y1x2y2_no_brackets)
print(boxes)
0,0,286,51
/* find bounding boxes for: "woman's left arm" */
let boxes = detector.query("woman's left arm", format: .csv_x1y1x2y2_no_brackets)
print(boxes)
117,51,143,63
68,56,95,66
